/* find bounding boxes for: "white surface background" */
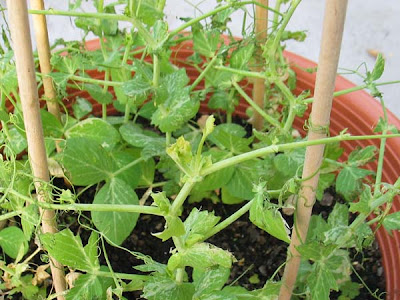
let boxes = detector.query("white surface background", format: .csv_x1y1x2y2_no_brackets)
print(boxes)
1,0,399,116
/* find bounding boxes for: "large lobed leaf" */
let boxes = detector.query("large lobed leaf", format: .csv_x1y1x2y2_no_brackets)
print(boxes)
151,69,199,133
92,178,140,245
40,230,99,272
61,137,116,186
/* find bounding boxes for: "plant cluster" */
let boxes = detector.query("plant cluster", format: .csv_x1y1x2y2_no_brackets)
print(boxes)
1,1,400,299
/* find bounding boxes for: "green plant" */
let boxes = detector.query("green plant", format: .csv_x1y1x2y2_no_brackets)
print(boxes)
1,1,400,299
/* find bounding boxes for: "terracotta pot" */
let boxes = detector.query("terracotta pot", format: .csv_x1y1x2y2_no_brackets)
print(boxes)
7,38,400,299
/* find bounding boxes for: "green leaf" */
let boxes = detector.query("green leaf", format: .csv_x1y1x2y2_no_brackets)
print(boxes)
0,226,28,260
383,211,400,235
168,242,234,271
193,266,231,299
0,110,10,122
152,70,199,132
353,222,373,250
132,0,163,26
112,150,142,189
151,192,171,214
142,275,195,300
120,123,166,159
92,178,139,245
65,118,120,150
66,274,103,300
134,260,168,275
307,215,330,243
6,126,27,155
297,241,336,261
336,166,374,200
328,203,349,227
40,109,63,138
72,97,93,120
183,208,220,246
122,74,153,100
138,158,155,186
370,53,385,81
152,20,169,50
273,147,305,177
192,26,220,58
166,136,194,175
138,101,157,120
249,186,290,243
61,137,115,186
208,90,231,111
193,149,234,192
349,185,371,214
339,281,361,299
209,128,252,154
221,186,245,205
85,84,113,105
40,229,99,272
225,160,265,200
348,146,377,166
308,264,338,300
20,204,40,241
323,225,352,245
230,43,254,70
153,215,185,242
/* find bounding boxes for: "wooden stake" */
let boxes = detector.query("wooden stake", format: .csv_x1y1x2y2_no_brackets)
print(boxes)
6,1,66,299
279,1,348,299
252,0,268,130
31,0,61,121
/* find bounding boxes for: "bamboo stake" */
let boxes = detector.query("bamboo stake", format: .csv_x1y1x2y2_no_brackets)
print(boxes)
6,1,66,299
30,0,61,121
252,0,268,130
278,1,348,299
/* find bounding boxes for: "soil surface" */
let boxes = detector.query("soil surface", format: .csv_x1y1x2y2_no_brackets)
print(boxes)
69,186,385,300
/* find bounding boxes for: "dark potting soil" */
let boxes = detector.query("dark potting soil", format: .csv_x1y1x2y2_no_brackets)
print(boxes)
61,186,385,300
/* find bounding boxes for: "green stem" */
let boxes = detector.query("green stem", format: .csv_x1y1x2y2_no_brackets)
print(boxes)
112,157,144,177
304,81,400,104
233,81,281,128
269,0,301,66
124,104,130,123
153,54,160,88
175,267,184,284
214,65,266,79
102,70,110,120
157,0,166,11
95,270,149,281
374,96,390,196
168,1,279,38
190,55,219,91
66,74,123,86
122,37,133,66
201,133,400,176
43,202,163,215
272,0,283,31
4,188,163,215
273,80,297,131
28,9,156,49
166,132,171,146
0,210,21,222
226,112,232,123
170,181,196,216
203,200,253,241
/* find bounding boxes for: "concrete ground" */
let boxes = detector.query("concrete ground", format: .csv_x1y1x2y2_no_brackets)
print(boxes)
1,0,399,117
